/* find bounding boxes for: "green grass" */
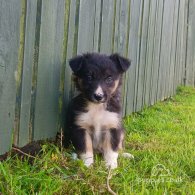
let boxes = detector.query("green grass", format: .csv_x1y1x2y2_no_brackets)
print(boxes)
1,86,195,194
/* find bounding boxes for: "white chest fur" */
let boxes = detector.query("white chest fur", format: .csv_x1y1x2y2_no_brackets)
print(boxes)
76,103,120,132
76,103,120,150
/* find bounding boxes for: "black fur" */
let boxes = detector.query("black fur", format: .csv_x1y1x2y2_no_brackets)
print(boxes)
110,128,123,151
66,53,131,163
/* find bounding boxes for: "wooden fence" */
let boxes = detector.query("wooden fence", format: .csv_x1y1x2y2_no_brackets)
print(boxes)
0,0,195,155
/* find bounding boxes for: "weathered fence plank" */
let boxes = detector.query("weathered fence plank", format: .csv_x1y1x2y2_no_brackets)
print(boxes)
177,0,188,87
33,0,65,140
119,0,131,115
125,0,143,114
168,0,179,97
174,0,182,94
162,0,173,99
18,0,37,147
113,0,121,53
149,0,164,105
93,0,101,52
157,0,175,100
14,0,26,146
77,0,96,54
182,0,189,86
186,0,195,86
64,0,78,113
143,0,157,106
135,0,150,111
113,0,129,55
0,1,21,154
173,0,187,94
99,0,115,53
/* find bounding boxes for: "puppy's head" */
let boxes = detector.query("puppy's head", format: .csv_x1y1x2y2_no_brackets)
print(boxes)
69,53,131,103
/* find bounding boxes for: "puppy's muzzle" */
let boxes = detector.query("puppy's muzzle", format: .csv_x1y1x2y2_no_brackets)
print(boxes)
93,93,104,101
93,86,106,103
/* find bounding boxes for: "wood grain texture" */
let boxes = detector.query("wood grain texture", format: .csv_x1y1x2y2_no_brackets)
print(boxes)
77,0,96,54
157,0,175,100
115,0,129,55
14,0,26,146
186,0,195,86
18,0,37,147
113,0,120,53
99,0,115,53
177,0,187,87
125,0,143,114
64,0,78,113
149,0,164,105
93,0,102,52
33,0,65,140
119,0,131,116
174,0,187,94
0,1,21,154
174,0,182,94
168,0,179,97
135,0,150,111
143,0,157,106
182,0,189,86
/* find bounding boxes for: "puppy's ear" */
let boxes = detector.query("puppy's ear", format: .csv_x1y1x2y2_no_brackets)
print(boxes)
69,55,83,73
110,53,131,72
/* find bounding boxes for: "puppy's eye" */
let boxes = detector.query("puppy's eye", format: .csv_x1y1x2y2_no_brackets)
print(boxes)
87,75,93,81
105,76,113,84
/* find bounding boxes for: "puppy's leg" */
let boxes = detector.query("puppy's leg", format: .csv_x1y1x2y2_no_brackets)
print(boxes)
103,128,123,169
71,128,93,167
80,132,94,167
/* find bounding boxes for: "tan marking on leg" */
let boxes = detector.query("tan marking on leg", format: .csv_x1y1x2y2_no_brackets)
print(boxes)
118,132,124,150
103,131,118,169
85,131,93,153
79,132,93,167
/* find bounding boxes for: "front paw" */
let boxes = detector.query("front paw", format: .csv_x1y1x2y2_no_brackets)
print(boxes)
105,159,118,169
104,151,118,169
83,157,93,167
80,152,94,167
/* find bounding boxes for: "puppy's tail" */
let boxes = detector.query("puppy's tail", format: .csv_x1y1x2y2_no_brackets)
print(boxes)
121,152,134,159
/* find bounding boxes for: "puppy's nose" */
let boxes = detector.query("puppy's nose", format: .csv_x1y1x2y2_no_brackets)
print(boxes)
94,93,104,101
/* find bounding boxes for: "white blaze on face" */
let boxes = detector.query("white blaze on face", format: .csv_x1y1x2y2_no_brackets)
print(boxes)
95,85,103,95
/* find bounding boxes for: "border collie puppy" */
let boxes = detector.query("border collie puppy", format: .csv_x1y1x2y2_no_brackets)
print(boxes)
67,53,131,169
